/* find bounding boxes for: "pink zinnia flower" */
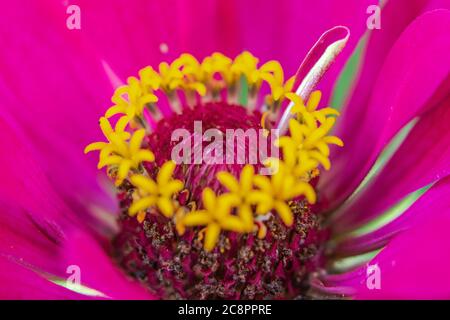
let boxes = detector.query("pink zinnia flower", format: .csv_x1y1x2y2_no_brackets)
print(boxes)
1,0,450,300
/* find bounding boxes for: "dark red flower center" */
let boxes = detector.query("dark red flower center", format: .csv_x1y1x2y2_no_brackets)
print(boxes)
112,102,329,299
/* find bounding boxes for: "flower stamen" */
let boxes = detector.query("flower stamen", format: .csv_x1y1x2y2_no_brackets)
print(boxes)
129,161,183,219
85,51,343,252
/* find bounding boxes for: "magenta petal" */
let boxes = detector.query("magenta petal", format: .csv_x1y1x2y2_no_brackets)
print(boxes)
0,1,111,141
230,0,373,103
0,256,89,300
319,7,450,210
0,114,74,225
277,26,350,135
36,0,243,81
332,94,450,233
38,0,373,101
62,231,156,300
0,199,64,277
0,2,116,216
0,114,103,277
0,115,137,299
0,112,108,232
335,176,450,256
323,177,450,298
355,210,450,299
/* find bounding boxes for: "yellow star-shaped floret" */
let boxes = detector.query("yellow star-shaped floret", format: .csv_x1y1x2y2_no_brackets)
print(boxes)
129,161,184,221
259,61,295,107
276,135,319,179
263,74,295,108
253,161,316,226
139,66,162,92
106,77,158,122
277,118,343,172
216,164,262,232
183,188,246,252
84,116,130,154
85,120,155,186
157,60,186,93
287,91,340,125
169,54,206,96
201,52,234,88
231,51,262,88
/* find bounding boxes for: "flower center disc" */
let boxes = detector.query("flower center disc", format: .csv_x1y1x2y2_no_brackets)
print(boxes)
148,101,265,200
112,101,328,299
